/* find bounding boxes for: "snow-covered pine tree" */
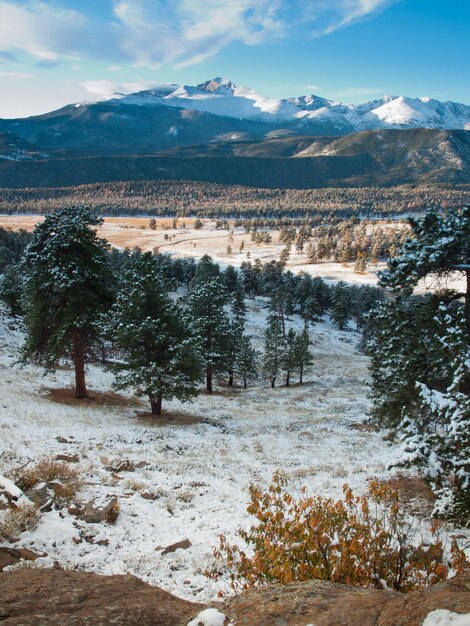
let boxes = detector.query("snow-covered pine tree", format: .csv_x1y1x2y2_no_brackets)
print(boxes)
236,335,258,389
295,328,313,383
21,206,113,398
186,276,230,393
263,315,284,388
105,253,201,416
232,284,247,321
379,205,470,342
331,281,352,330
393,303,470,521
281,328,297,386
223,320,245,387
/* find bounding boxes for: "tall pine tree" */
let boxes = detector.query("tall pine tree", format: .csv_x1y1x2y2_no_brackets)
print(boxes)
105,253,201,416
21,206,113,398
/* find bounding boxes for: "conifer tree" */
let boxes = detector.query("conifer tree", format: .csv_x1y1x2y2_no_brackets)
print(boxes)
281,328,297,386
379,206,470,341
295,328,313,383
186,276,230,393
331,281,352,330
105,253,201,416
263,315,284,388
21,206,113,398
236,335,258,389
232,284,247,321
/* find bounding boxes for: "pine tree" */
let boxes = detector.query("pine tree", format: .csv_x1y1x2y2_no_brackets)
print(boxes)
0,263,24,316
236,335,258,389
263,315,284,388
232,284,247,321
21,206,113,398
295,328,313,383
223,320,245,386
281,328,297,386
186,277,230,393
105,253,201,416
379,206,470,342
331,282,352,330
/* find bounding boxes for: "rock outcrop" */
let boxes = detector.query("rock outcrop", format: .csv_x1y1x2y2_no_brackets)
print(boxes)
0,568,468,626
221,574,470,626
0,569,200,625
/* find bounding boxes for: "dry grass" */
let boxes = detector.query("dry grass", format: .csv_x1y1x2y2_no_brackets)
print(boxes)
12,457,79,491
0,503,39,541
10,457,81,505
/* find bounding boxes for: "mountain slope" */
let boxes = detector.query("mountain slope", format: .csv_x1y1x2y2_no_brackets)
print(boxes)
0,78,469,160
100,77,470,131
0,129,468,189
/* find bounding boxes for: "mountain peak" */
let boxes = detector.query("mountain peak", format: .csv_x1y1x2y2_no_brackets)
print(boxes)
196,77,237,93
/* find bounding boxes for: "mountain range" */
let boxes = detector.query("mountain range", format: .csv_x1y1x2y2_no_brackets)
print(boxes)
0,77,469,188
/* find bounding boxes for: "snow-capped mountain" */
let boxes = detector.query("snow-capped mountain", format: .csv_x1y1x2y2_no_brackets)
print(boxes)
98,77,470,131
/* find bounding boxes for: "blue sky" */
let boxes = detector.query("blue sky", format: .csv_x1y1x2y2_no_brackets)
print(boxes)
0,0,469,118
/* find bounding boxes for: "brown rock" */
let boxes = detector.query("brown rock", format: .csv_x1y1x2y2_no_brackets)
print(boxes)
55,454,79,463
0,547,45,571
0,568,200,625
79,496,119,524
221,575,470,626
161,539,192,555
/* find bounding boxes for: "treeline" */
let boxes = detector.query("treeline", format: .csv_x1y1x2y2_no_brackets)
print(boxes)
1,180,469,219
0,214,385,417
276,220,411,268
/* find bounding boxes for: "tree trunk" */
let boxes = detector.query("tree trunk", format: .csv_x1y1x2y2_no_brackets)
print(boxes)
299,363,303,384
228,371,234,387
206,366,213,393
466,269,470,345
271,376,276,388
72,331,87,399
280,304,286,336
286,370,290,386
149,392,163,416
243,377,247,390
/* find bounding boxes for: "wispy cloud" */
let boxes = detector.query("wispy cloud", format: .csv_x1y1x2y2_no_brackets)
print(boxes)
80,79,157,98
0,0,399,69
305,84,322,92
0,71,33,78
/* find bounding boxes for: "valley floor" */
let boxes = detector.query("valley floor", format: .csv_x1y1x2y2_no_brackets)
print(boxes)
0,300,450,602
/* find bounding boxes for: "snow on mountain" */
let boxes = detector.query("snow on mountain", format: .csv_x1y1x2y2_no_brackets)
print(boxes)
98,77,470,131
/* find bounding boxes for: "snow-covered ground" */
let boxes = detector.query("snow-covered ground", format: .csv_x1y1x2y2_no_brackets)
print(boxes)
0,301,466,602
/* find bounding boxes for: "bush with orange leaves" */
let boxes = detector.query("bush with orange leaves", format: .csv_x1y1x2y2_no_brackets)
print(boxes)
214,473,468,593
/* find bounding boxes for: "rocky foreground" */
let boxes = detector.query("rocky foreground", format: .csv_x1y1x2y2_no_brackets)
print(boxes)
0,567,469,626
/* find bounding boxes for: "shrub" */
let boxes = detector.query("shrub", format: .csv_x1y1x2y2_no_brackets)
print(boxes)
214,473,469,593
10,458,81,504
0,503,39,541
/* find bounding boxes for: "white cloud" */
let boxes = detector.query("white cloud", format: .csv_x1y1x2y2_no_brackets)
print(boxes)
0,71,33,78
305,84,321,92
0,0,399,69
80,79,157,98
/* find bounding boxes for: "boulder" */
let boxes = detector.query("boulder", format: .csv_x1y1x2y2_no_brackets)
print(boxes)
55,454,79,463
0,547,45,572
0,569,200,625
78,496,120,524
161,539,192,555
221,574,470,626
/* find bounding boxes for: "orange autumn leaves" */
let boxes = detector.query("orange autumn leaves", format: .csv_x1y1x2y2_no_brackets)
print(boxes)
214,473,468,593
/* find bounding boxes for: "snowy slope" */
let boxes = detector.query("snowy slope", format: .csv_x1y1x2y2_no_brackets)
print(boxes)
0,302,407,602
101,77,470,131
